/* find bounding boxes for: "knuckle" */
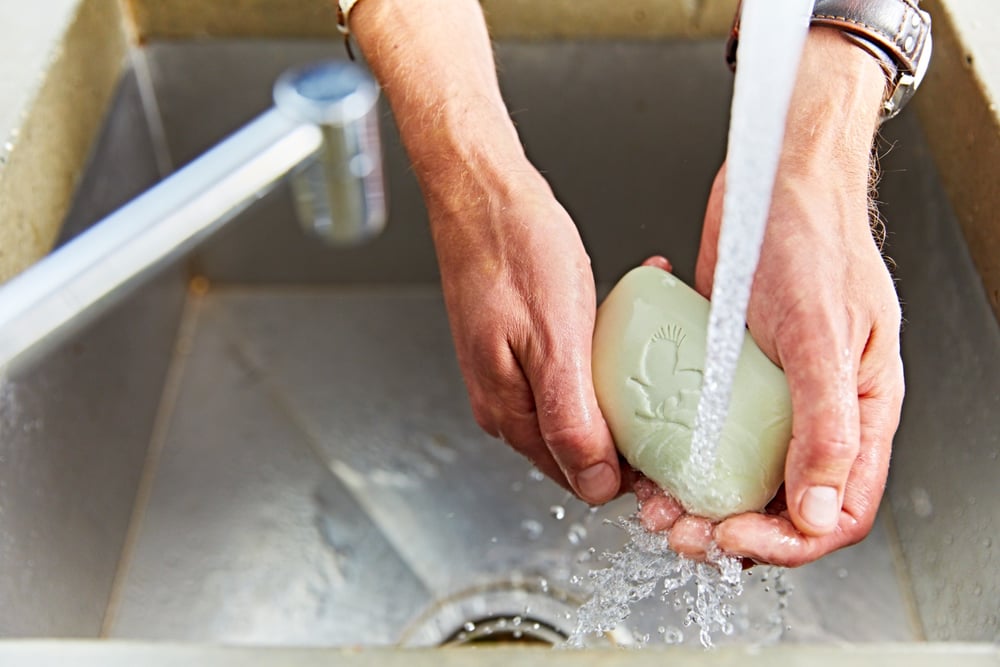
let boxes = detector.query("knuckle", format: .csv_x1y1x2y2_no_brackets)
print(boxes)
470,402,498,438
539,422,594,461
805,437,859,468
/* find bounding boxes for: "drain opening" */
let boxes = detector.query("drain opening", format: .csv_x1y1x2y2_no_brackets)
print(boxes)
399,580,632,648
444,615,566,646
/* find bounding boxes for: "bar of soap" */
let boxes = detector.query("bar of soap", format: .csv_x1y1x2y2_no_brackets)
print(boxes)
593,267,792,520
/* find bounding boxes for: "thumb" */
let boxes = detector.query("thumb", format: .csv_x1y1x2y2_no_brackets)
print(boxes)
524,340,621,505
780,327,861,537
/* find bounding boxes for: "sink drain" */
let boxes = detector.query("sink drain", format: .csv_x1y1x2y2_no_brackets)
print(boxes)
398,579,632,647
443,615,566,646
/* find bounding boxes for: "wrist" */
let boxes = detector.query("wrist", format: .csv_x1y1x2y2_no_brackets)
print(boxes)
406,109,541,225
347,0,534,222
782,27,885,179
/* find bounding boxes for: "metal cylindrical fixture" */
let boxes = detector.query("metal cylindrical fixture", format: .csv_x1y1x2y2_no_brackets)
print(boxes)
274,61,387,246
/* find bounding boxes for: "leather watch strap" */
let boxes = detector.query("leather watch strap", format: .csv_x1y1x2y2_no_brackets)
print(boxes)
811,0,931,81
726,0,933,120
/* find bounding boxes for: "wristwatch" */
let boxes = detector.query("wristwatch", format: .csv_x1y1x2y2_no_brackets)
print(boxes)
726,0,933,121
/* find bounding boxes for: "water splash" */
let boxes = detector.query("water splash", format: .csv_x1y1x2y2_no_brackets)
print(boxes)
688,0,813,477
567,517,742,648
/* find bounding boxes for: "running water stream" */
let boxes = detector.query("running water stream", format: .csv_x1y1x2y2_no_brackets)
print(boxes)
572,0,814,647
688,0,813,481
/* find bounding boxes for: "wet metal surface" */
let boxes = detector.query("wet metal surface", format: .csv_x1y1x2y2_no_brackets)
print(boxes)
880,112,1000,641
0,71,184,637
108,289,915,644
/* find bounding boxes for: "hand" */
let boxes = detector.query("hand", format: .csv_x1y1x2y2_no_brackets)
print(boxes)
640,28,905,567
348,0,627,504
428,165,628,504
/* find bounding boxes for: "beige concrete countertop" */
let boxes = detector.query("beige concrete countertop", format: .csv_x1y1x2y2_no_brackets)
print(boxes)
0,641,998,666
0,0,127,283
0,0,997,318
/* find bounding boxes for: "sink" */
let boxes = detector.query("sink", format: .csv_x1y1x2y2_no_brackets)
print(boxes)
0,38,997,649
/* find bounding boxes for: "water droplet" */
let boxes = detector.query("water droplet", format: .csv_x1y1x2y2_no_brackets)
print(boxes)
528,467,545,482
549,504,566,520
520,519,543,540
910,487,933,518
567,522,588,544
512,615,522,626
464,622,476,632
490,536,498,544
664,627,684,644
837,568,849,579
984,537,993,548
510,481,524,492
512,630,523,639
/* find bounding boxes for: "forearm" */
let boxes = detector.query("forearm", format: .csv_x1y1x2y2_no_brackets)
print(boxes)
349,0,531,214
782,27,886,188
780,28,886,243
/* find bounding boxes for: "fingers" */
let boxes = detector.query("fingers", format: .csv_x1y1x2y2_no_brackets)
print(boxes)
714,513,821,567
467,326,622,504
777,312,862,537
715,354,903,567
639,494,684,532
633,480,713,561
668,516,715,560
525,338,622,505
640,255,673,272
466,341,573,494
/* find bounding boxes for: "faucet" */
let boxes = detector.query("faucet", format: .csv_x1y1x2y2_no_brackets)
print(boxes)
0,61,386,376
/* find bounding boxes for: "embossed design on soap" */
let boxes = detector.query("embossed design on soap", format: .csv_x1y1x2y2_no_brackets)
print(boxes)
628,323,704,430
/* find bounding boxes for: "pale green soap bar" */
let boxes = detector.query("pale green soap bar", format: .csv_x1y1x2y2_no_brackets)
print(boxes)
593,266,792,520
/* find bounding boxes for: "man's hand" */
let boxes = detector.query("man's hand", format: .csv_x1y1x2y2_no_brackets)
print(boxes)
642,28,905,567
429,167,625,504
350,0,625,504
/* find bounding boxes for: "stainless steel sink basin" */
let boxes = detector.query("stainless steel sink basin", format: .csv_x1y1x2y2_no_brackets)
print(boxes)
1,39,997,648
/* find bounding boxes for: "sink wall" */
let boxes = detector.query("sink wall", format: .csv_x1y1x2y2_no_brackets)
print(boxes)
0,71,187,636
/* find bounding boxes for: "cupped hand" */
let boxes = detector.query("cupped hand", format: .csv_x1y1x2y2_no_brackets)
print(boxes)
428,165,629,504
697,156,903,567
637,27,905,568
638,146,904,566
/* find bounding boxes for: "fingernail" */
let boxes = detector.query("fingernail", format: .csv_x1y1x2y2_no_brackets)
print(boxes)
800,486,840,532
576,462,617,503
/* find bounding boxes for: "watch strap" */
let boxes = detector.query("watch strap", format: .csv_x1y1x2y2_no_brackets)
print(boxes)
811,0,930,80
726,0,933,120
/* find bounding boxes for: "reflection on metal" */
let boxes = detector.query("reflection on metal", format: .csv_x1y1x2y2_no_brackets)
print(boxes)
0,61,384,377
275,62,387,245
